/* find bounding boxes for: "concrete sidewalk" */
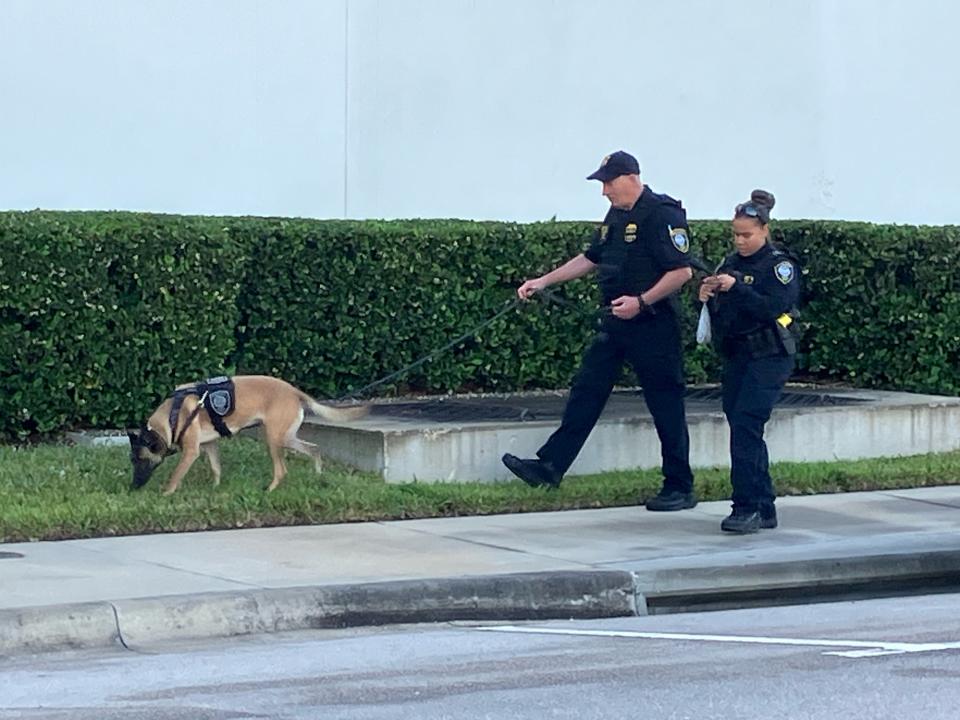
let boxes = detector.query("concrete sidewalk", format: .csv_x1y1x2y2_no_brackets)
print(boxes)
2,487,960,655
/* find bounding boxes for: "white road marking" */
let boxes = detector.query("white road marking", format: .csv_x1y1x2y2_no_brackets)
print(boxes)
476,625,960,658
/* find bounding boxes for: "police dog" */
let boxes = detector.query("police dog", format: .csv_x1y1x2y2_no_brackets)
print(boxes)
127,375,368,495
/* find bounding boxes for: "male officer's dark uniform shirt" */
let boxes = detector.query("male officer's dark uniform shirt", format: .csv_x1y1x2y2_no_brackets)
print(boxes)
583,186,692,324
710,243,800,355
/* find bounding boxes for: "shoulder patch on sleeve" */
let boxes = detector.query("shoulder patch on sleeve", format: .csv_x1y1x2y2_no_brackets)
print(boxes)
668,225,689,253
774,260,795,285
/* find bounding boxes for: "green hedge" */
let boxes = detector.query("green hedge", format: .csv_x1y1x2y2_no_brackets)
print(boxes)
1,211,958,439
0,212,247,437
227,219,601,399
783,222,960,390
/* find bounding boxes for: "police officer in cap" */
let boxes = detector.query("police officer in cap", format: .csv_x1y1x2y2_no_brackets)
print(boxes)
502,150,697,512
699,189,800,533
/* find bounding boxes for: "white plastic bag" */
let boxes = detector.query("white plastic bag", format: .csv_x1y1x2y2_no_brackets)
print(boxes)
696,303,712,345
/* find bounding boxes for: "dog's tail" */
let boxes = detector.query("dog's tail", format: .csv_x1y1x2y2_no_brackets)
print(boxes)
297,392,370,423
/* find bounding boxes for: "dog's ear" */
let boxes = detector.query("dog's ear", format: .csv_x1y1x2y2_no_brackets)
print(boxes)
127,429,142,447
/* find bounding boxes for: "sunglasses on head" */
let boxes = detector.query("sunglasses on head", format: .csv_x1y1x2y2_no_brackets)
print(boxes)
735,203,761,218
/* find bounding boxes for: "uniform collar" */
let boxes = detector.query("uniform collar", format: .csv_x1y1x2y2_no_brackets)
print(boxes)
739,242,773,264
608,186,651,219
630,185,652,212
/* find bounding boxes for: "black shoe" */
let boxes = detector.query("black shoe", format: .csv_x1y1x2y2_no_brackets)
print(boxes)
721,509,761,534
759,504,778,529
645,489,698,512
502,454,561,489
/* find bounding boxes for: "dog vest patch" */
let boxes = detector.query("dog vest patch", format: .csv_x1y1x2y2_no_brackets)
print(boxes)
168,376,236,444
204,376,234,418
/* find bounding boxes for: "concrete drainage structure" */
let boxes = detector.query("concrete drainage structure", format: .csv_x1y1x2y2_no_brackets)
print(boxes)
299,387,960,483
66,386,960,483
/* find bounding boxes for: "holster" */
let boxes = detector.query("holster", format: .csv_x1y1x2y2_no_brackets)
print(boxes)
776,322,797,356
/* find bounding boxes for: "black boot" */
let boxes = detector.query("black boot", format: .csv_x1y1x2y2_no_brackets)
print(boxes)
759,503,778,529
645,488,698,512
721,508,761,534
502,454,562,489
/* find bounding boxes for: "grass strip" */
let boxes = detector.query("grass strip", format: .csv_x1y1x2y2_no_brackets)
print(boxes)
2,439,959,542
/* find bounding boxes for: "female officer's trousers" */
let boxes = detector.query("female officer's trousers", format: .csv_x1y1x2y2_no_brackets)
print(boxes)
721,354,794,511
536,319,694,492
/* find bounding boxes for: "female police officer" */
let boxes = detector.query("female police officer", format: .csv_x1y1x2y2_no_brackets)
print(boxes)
699,189,800,533
502,151,697,512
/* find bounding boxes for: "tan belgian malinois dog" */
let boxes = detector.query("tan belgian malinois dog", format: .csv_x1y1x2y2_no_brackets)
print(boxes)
127,375,368,495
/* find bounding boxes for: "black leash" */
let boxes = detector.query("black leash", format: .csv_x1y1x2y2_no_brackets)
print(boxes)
336,288,604,401
335,260,715,403
688,255,714,275
534,287,607,318
337,295,526,401
170,390,208,449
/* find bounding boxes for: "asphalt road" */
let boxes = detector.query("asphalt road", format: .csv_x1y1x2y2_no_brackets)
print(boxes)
3,592,959,720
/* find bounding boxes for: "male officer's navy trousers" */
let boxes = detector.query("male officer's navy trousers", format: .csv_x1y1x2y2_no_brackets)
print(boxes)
721,354,794,511
537,317,694,491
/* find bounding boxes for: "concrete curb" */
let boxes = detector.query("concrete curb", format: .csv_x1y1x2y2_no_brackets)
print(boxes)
634,549,960,613
0,601,121,655
1,570,636,655
4,550,960,656
113,571,637,646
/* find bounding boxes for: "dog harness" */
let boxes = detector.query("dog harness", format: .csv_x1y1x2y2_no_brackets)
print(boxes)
168,376,236,446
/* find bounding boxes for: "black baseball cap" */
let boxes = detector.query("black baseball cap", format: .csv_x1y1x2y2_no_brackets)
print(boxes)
586,151,640,181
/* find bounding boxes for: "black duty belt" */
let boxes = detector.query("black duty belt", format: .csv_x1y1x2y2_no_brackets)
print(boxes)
724,326,790,360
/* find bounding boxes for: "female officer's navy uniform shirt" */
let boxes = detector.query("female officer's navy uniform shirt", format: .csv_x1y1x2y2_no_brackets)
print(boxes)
583,186,692,319
709,242,800,356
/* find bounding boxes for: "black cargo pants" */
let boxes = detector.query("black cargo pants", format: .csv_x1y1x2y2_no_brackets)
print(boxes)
537,316,694,491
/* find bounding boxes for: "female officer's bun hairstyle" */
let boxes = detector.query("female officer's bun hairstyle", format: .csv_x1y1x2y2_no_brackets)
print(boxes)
750,189,775,212
735,189,775,224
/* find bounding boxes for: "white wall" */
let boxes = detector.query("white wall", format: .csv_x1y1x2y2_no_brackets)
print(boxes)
0,0,346,218
1,0,957,224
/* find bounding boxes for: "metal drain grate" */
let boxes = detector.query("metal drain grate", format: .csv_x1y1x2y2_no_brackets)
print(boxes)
372,401,538,422
685,388,870,408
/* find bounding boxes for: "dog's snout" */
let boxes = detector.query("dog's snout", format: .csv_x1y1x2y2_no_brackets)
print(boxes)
131,463,156,489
